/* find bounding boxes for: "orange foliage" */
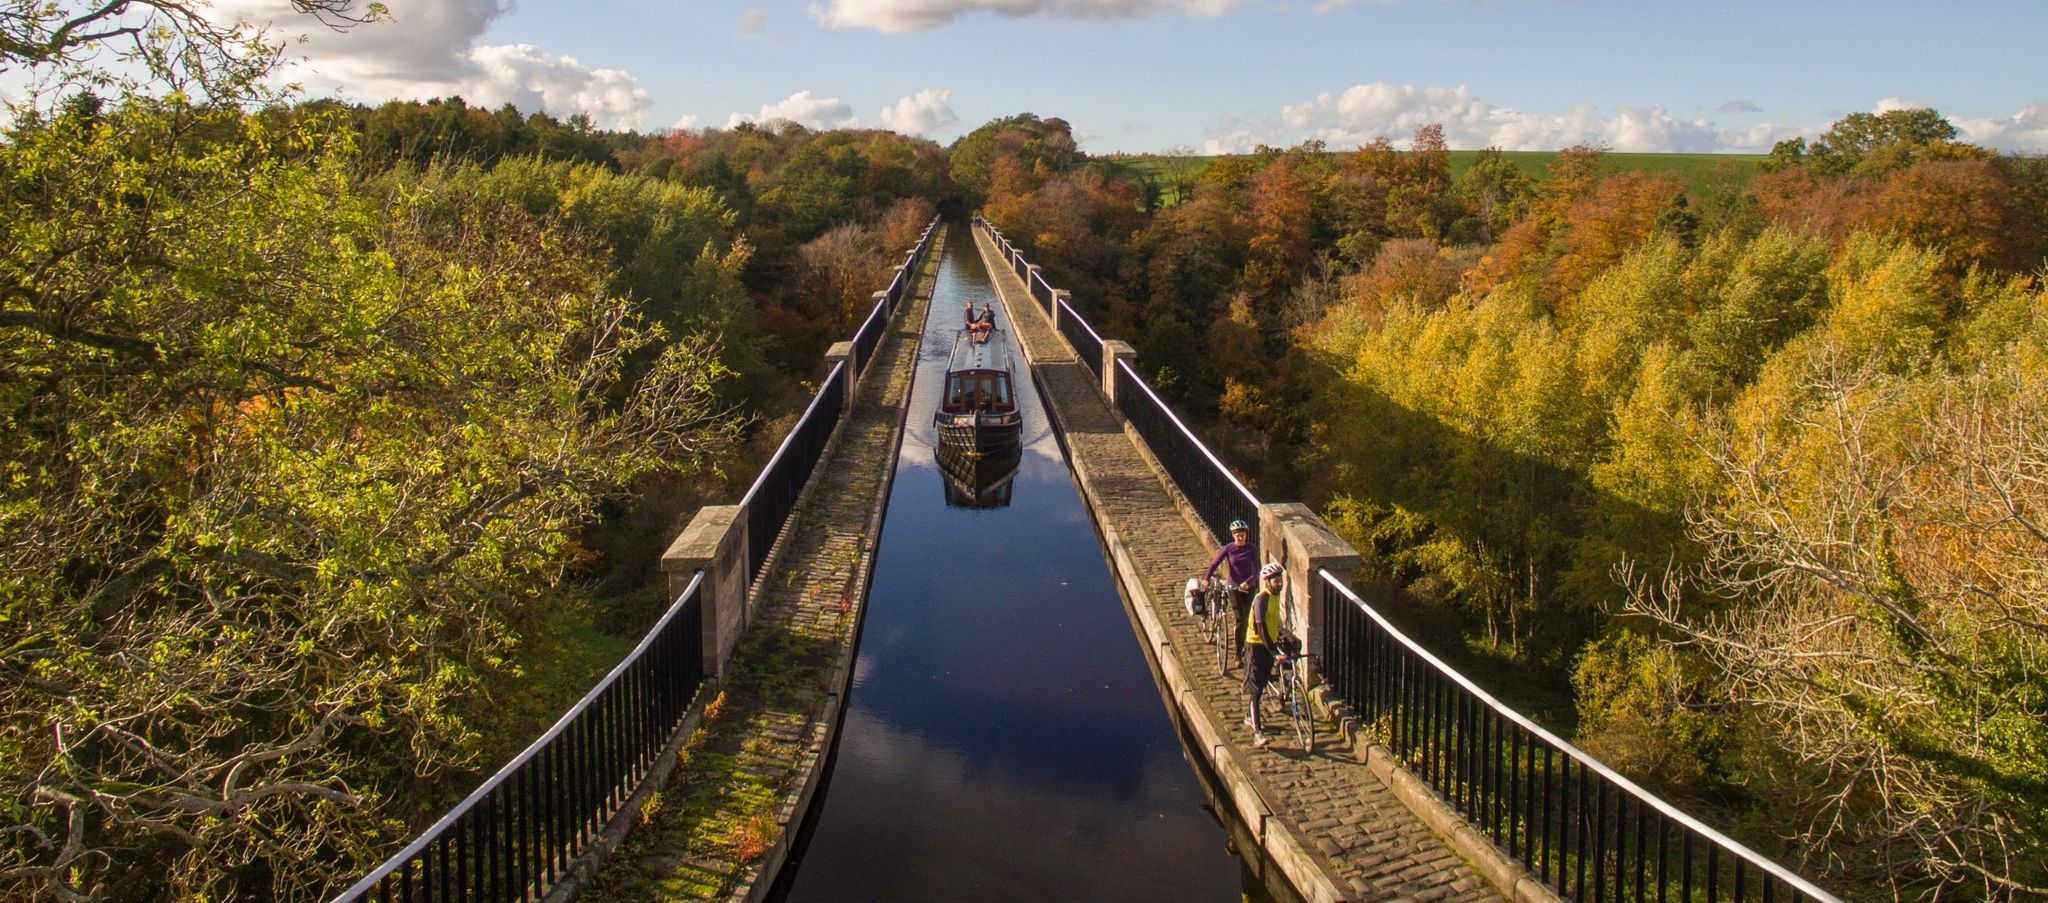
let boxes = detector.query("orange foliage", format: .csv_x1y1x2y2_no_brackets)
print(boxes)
1752,156,2030,275
1547,171,1682,307
1749,167,1866,245
1466,145,1615,299
1344,238,1476,316
1861,158,2020,273
1241,156,1313,299
1466,217,1548,297
982,156,1046,236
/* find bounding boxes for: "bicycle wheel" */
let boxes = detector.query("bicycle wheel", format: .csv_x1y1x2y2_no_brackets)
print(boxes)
1208,591,1231,676
1291,670,1315,752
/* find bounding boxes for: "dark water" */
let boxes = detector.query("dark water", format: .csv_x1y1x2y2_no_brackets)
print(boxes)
772,225,1242,902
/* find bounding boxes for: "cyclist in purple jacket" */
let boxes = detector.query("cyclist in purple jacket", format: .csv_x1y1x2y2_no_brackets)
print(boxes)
1204,518,1257,666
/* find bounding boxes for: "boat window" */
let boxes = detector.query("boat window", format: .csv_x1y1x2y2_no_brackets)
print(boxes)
993,376,1010,405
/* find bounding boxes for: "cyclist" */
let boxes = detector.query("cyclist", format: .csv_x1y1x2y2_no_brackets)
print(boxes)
1244,562,1289,748
1204,518,1257,665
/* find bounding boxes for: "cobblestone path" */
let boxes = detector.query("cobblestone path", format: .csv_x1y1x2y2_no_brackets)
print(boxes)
580,253,936,903
975,229,1503,903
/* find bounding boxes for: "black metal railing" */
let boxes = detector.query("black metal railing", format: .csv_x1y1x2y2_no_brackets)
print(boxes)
1056,296,1105,378
335,572,708,903
1314,571,1840,903
1113,359,1261,549
883,268,906,311
850,300,887,375
739,361,847,582
1028,269,1053,311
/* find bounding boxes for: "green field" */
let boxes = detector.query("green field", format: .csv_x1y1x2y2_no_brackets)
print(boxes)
1098,148,1768,207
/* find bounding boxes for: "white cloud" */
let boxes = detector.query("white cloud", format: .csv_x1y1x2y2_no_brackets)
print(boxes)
728,90,859,130
218,0,652,129
1874,96,1928,113
1312,0,1394,12
737,10,769,34
878,88,957,135
1213,81,1813,154
1953,101,2048,153
671,114,701,131
810,0,1240,32
462,45,650,128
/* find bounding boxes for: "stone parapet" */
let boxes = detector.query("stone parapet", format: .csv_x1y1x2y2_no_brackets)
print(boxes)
663,505,747,679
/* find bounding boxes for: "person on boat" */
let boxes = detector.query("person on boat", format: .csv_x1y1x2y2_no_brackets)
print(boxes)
1204,518,1258,666
1244,562,1289,749
967,303,995,342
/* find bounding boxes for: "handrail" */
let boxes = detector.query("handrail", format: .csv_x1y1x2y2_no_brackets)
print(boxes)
850,299,888,374
739,361,846,581
333,570,708,901
1115,358,1259,511
739,360,845,513
1315,569,1840,902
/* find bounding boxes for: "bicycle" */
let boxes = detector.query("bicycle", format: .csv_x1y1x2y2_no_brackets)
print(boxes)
1272,646,1315,753
1198,577,1235,677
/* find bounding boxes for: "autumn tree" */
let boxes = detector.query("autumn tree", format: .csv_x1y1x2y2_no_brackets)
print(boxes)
0,95,747,900
947,113,1081,204
1239,154,1314,307
1624,333,2048,898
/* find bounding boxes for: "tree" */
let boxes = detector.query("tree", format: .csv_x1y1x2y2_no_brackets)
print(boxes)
1240,154,1314,306
1455,148,1535,241
1623,342,2048,899
0,98,742,902
1810,108,1958,169
2,0,378,104
946,113,1080,203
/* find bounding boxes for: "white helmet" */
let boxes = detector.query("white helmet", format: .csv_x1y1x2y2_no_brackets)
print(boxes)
1260,562,1284,581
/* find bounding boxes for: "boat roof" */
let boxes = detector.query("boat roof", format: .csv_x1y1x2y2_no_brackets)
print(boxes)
945,327,1016,374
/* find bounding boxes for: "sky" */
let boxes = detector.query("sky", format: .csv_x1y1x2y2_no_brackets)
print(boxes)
210,0,2048,155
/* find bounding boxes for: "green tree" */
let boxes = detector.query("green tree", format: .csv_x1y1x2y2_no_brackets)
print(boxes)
1810,108,1959,170
947,113,1081,203
1455,148,1535,240
0,98,742,902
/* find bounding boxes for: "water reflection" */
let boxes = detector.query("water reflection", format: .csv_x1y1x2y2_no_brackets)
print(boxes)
772,224,1239,902
936,443,1020,509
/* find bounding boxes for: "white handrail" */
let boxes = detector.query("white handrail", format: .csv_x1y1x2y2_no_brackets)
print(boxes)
334,570,709,900
1116,358,1259,510
1316,570,1841,901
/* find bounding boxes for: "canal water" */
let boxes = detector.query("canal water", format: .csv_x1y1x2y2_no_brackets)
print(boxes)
771,225,1243,902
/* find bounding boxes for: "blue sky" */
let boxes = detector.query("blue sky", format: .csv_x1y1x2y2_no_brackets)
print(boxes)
221,0,2048,154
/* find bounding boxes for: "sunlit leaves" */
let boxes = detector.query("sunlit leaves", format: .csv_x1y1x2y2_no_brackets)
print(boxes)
0,99,741,900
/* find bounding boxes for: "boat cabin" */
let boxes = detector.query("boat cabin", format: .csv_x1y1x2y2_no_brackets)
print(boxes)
942,369,1013,413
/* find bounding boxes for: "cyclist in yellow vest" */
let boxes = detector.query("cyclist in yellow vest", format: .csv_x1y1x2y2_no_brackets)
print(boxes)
1243,562,1289,748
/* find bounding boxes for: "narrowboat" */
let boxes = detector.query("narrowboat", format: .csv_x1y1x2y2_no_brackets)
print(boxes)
932,328,1021,456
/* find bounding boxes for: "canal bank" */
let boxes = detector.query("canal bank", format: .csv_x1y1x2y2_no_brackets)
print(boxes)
578,235,937,903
